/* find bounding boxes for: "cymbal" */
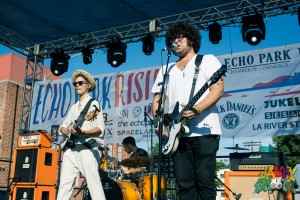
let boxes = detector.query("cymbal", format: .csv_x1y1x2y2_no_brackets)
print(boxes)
224,144,249,151
120,156,150,168
98,146,110,151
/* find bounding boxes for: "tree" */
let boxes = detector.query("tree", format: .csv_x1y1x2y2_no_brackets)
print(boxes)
272,135,300,168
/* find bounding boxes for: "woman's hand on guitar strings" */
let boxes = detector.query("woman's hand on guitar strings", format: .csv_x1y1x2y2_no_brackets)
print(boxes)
60,127,71,136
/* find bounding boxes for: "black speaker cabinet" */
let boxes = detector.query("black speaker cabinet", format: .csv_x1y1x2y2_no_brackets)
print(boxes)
11,185,56,200
0,190,8,200
11,148,58,185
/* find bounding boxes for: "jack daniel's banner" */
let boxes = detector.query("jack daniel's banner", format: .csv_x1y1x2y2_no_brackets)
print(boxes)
30,43,300,144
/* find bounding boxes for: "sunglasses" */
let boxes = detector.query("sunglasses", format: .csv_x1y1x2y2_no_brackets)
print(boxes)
72,81,88,87
169,34,186,44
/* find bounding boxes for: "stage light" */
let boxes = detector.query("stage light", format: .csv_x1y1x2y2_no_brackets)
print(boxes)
242,13,266,46
142,34,154,55
209,22,222,44
81,47,94,65
106,39,127,67
50,48,70,76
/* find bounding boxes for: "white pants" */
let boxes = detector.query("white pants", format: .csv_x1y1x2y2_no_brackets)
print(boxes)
57,145,106,200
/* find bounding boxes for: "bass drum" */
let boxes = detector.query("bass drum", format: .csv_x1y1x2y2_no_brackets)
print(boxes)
139,174,165,200
115,180,140,200
101,179,140,200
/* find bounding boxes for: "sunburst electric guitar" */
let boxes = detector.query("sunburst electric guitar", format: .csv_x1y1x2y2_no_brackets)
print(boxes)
162,65,227,155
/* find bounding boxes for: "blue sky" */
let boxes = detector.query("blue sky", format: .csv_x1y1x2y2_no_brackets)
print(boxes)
1,14,299,156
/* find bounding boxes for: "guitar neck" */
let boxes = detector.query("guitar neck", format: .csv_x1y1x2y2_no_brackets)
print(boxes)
174,82,210,123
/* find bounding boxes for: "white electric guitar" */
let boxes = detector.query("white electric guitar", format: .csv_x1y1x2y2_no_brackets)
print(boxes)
162,65,227,155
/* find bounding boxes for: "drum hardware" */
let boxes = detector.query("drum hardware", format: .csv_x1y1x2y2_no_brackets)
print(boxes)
73,178,91,200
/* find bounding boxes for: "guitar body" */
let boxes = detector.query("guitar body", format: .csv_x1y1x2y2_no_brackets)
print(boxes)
60,131,75,150
162,122,189,155
162,103,189,155
59,103,99,150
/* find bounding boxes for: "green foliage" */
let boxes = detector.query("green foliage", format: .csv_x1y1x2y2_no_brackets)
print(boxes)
150,142,159,157
272,135,300,168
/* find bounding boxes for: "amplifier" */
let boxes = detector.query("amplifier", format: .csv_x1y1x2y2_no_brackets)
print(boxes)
229,152,286,171
11,148,58,185
18,131,52,148
224,171,289,200
10,185,56,200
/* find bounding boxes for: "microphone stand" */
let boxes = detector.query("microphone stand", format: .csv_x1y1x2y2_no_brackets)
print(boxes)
154,49,172,200
144,107,155,200
215,175,242,200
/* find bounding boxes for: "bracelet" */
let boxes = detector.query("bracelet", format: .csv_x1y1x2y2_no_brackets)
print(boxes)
83,130,85,135
195,105,201,115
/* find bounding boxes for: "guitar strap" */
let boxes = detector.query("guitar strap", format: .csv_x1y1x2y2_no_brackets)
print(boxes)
75,98,94,127
188,54,203,101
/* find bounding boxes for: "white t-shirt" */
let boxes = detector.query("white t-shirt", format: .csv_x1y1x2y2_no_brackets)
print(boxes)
151,54,222,137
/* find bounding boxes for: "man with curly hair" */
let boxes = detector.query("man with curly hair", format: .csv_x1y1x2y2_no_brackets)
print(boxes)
151,22,224,200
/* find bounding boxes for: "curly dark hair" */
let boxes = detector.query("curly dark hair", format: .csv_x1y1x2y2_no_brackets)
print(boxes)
165,21,201,53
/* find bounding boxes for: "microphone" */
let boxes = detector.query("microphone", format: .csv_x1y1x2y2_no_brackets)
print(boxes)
162,43,177,51
144,106,147,123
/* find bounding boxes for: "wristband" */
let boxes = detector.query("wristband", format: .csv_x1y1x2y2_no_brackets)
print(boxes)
190,107,199,116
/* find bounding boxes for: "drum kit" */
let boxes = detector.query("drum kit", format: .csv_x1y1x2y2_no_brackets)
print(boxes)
99,155,164,200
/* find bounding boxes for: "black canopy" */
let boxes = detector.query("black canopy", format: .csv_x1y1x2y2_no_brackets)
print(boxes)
0,0,299,57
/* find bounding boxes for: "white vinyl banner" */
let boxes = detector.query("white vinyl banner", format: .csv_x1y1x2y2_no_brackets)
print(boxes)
30,43,300,144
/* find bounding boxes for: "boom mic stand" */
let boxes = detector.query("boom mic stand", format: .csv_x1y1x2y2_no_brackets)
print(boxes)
153,49,173,200
215,175,242,200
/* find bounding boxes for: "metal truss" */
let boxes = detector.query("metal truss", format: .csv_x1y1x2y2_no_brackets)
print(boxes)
19,47,44,133
0,0,299,58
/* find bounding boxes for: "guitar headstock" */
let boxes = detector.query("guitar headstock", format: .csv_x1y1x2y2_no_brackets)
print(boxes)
209,65,227,85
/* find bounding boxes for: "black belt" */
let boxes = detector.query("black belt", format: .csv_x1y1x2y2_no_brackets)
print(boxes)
64,139,97,150
78,139,97,149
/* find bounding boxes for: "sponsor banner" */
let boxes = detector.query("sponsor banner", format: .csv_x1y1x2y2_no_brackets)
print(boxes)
217,43,300,137
30,44,300,144
30,67,160,144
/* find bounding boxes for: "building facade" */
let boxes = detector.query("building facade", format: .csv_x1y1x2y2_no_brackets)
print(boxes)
0,53,60,189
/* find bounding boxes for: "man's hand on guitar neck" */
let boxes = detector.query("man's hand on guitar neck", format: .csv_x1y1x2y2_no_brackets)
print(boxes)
181,103,201,120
